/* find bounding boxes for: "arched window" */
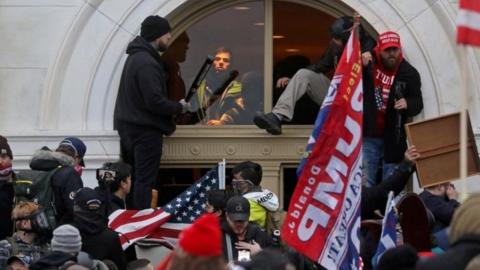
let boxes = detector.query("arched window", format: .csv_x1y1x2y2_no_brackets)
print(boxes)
165,0,341,126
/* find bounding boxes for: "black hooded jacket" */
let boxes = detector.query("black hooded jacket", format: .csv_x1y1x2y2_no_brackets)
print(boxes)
73,210,126,270
29,251,76,270
221,221,272,262
416,234,480,270
361,160,415,219
29,149,84,225
114,36,182,135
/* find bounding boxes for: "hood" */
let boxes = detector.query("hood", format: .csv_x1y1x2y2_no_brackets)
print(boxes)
29,149,75,171
74,210,108,235
126,36,161,61
29,251,76,270
243,188,280,212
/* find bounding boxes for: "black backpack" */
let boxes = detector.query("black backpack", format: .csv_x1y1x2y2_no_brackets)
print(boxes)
13,167,62,229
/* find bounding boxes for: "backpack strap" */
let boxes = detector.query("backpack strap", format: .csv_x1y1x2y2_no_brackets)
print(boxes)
225,233,234,262
6,237,19,258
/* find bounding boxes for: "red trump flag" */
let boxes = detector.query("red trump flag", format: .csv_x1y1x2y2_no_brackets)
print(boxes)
281,24,363,270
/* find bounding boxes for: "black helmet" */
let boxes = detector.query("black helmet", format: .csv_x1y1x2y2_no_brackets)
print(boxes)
330,16,354,44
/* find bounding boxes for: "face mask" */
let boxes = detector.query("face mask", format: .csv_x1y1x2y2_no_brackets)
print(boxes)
74,165,83,176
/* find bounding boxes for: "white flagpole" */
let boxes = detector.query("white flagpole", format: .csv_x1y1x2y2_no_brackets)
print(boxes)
219,158,226,189
459,44,468,200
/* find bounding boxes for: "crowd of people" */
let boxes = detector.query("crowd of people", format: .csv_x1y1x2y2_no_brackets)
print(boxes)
1,13,479,270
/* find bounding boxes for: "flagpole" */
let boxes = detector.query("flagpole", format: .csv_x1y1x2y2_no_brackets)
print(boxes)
219,158,226,189
459,44,468,200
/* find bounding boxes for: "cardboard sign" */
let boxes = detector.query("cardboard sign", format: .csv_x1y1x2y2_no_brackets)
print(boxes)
405,112,480,187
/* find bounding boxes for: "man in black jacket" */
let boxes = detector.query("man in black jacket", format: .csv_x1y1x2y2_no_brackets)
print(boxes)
363,31,423,187
114,15,193,210
100,161,132,214
73,187,126,270
221,196,272,263
254,16,376,135
419,182,460,233
0,135,14,241
28,137,86,225
361,145,420,220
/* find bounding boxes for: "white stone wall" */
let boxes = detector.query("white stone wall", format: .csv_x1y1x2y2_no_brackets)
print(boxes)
1,0,479,189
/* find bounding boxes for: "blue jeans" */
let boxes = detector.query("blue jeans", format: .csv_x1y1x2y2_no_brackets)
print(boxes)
363,137,398,187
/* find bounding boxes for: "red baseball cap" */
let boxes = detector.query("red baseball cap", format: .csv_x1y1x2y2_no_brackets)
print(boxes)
377,31,401,51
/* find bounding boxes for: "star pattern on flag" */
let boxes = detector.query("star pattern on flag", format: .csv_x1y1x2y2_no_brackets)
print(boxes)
163,167,220,223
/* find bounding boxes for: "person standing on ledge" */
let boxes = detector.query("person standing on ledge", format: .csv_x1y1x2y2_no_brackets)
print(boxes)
114,15,194,210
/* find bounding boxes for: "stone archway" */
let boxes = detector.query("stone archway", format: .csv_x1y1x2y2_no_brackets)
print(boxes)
22,0,479,192
41,0,480,133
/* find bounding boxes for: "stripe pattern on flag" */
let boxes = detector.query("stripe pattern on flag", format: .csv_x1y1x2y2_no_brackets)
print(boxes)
457,0,480,46
108,166,222,250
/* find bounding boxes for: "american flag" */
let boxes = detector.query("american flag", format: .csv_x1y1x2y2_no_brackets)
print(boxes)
373,191,398,267
109,161,225,250
457,0,480,46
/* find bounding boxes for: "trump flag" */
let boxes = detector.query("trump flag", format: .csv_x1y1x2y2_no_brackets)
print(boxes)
281,23,363,270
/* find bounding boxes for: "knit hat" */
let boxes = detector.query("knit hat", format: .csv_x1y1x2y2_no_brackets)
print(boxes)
377,31,401,51
140,15,171,42
0,135,13,160
0,160,13,181
226,196,250,222
51,224,82,254
449,194,480,244
57,137,87,166
178,213,222,257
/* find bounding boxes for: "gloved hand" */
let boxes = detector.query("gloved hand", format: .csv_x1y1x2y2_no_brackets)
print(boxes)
179,99,194,113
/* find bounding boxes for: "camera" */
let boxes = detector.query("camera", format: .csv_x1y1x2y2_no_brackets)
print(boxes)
96,168,117,183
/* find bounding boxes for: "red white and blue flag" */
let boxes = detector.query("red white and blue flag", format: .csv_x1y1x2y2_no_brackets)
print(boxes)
457,0,480,46
282,23,363,270
108,162,225,250
372,191,397,267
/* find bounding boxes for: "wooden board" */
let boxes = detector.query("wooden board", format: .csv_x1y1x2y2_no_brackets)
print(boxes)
405,112,480,187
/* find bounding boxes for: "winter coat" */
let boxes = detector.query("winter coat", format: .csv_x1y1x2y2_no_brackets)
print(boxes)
419,190,460,232
114,36,182,135
73,210,126,270
362,160,415,220
29,149,84,225
416,234,480,270
243,187,280,228
29,250,76,270
307,29,376,74
221,221,273,262
363,59,423,163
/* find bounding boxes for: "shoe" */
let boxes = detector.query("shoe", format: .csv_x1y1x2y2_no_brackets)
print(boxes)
253,112,282,135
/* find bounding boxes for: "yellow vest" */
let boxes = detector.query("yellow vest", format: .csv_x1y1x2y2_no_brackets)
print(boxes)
248,199,267,228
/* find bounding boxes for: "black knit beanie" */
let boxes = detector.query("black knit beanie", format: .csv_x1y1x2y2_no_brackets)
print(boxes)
330,16,354,44
0,135,13,159
140,15,171,42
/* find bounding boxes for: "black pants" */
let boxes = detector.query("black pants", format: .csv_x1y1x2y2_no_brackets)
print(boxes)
118,124,163,210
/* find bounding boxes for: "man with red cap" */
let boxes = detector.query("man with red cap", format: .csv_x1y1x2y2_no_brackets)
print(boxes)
156,213,227,270
363,31,423,186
